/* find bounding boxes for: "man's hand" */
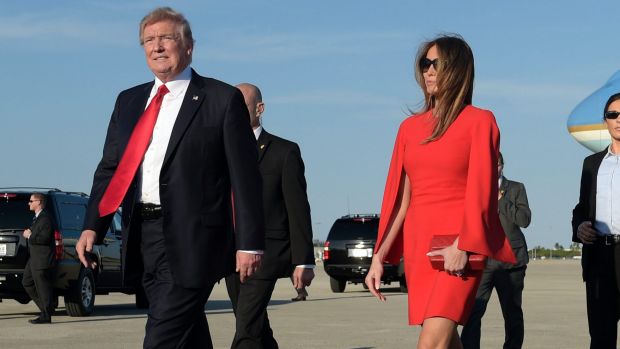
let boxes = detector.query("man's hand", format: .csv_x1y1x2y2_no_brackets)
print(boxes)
22,229,32,239
236,251,262,283
577,221,597,244
291,267,314,289
76,230,98,269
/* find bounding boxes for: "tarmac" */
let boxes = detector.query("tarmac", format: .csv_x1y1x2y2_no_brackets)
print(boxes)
0,259,605,348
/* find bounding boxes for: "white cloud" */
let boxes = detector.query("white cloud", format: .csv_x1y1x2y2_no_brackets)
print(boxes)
0,14,133,46
270,89,406,107
195,30,409,62
476,79,593,103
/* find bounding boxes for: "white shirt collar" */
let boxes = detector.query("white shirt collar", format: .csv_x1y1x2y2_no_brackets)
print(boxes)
153,66,192,98
253,125,263,140
604,145,620,159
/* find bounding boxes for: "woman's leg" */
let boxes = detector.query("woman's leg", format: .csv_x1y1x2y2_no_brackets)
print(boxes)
418,317,462,349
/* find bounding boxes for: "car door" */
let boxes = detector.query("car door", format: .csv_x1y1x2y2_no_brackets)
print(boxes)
96,212,122,289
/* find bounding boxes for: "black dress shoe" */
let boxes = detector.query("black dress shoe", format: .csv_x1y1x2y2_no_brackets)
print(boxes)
28,316,51,324
291,295,306,302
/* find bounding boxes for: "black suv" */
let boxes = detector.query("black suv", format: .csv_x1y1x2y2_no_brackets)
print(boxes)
0,188,145,316
323,214,406,293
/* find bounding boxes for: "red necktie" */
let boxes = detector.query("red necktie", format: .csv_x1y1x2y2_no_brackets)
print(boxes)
98,84,170,217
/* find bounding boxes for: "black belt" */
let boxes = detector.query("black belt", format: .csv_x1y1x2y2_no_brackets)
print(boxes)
138,203,162,220
596,234,620,246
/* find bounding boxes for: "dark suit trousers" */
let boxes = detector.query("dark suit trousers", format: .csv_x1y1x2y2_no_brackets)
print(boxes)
140,217,215,349
225,273,278,349
585,243,620,349
461,265,526,349
21,260,54,317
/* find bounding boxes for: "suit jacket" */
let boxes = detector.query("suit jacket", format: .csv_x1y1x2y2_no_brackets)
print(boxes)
27,210,55,270
83,70,265,288
489,177,531,269
252,130,315,279
572,149,610,282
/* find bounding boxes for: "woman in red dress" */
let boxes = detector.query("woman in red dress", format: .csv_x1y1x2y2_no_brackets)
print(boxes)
365,34,516,348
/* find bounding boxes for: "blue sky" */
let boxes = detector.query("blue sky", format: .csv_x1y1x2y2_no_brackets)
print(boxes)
2,1,617,247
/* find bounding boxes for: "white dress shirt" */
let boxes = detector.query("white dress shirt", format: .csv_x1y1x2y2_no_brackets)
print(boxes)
139,66,192,204
595,146,620,235
253,125,263,140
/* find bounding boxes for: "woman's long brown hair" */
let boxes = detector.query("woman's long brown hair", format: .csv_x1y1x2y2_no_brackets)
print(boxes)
414,34,474,143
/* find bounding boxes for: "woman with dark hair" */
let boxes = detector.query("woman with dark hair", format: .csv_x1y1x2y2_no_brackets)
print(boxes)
572,92,620,348
365,34,516,348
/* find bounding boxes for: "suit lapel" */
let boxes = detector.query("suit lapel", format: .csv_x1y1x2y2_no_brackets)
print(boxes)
30,210,44,229
31,213,38,229
590,149,608,219
120,83,153,150
162,70,206,167
128,84,153,130
500,176,509,195
257,129,272,163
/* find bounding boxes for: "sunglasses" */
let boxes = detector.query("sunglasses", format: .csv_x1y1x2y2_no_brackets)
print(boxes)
28,200,40,203
605,111,620,120
420,58,445,72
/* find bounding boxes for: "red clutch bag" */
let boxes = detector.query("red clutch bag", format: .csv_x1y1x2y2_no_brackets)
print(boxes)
428,234,487,271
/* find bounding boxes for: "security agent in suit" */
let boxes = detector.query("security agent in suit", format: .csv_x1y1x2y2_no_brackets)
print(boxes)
75,8,264,349
572,93,620,349
461,152,531,349
22,192,56,324
225,83,315,349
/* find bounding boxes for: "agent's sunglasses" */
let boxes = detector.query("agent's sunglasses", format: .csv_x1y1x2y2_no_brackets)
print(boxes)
605,111,620,120
420,58,445,72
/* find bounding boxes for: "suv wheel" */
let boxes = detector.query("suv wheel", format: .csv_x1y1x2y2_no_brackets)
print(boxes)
329,277,346,293
65,268,95,317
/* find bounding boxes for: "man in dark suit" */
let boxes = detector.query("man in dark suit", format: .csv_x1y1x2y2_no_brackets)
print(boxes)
572,93,620,349
461,152,531,349
75,8,264,349
22,192,55,324
226,83,315,349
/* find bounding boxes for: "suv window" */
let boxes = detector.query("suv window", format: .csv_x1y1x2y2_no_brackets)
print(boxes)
0,196,33,229
57,201,86,230
112,213,122,237
327,219,379,240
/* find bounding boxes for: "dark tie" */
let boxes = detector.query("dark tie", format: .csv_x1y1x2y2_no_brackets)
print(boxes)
98,84,170,217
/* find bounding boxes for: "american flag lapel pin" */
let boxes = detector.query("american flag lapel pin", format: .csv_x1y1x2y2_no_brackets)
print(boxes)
192,95,199,101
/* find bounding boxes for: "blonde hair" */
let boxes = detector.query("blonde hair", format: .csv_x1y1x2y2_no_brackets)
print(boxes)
414,34,474,143
139,7,194,51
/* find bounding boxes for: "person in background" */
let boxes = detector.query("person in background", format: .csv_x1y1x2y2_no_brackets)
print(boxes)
75,7,264,349
21,192,55,324
572,92,620,349
365,34,515,348
461,152,532,349
226,83,315,349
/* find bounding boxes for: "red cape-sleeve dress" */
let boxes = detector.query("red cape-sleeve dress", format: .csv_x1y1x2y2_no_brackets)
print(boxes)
375,105,516,325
